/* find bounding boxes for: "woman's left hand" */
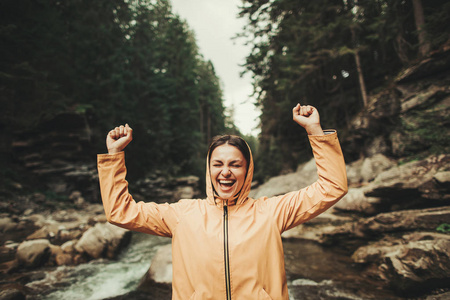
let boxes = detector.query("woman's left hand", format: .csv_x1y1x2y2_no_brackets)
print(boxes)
292,103,324,135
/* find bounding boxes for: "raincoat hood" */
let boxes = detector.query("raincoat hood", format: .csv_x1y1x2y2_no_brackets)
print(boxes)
205,140,254,206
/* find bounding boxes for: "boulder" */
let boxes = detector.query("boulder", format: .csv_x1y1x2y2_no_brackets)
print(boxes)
359,154,396,183
282,211,353,241
74,222,131,259
134,175,200,204
250,158,318,199
138,244,172,293
173,186,195,201
16,239,51,268
321,206,450,247
55,252,73,266
352,232,450,295
26,225,58,240
0,286,26,300
434,171,450,187
345,159,364,187
334,187,382,215
60,240,77,254
0,217,17,233
364,154,450,203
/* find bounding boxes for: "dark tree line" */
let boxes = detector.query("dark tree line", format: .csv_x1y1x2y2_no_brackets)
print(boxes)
1,0,233,180
238,0,450,181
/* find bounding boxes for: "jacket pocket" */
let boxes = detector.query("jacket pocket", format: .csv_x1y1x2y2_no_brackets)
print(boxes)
258,288,273,299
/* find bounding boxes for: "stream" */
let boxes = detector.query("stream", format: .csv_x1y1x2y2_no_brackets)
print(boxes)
25,233,403,300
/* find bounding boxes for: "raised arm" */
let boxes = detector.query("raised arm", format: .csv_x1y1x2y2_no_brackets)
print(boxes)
267,104,348,232
98,124,180,237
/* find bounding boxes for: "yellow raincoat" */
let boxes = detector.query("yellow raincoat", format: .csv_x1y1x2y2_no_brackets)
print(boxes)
97,130,347,299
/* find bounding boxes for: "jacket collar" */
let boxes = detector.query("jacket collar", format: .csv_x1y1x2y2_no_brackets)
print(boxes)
206,141,254,207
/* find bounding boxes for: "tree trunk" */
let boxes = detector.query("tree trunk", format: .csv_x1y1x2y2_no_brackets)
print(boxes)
412,0,431,57
351,27,368,108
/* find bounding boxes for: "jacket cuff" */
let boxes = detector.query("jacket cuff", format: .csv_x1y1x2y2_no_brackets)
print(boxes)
308,129,337,141
97,151,125,166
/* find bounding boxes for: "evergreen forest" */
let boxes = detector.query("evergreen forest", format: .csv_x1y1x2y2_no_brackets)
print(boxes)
1,0,449,188
1,0,233,183
238,0,450,181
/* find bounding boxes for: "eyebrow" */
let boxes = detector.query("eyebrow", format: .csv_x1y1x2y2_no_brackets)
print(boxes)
211,159,243,164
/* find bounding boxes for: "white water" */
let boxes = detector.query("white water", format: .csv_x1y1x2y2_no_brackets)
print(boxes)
25,233,401,300
27,233,170,300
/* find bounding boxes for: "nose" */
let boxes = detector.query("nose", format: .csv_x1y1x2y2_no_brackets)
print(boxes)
221,167,231,177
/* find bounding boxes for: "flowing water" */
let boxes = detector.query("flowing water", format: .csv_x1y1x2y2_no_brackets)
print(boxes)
26,233,170,300
25,233,403,300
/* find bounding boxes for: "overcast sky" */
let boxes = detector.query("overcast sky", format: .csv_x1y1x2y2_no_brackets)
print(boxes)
170,0,260,136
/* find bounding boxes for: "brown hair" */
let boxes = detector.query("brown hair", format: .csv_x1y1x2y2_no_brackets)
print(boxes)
208,135,250,170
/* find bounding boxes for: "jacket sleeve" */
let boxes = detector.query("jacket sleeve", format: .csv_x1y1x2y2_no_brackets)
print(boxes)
266,130,348,233
97,152,181,237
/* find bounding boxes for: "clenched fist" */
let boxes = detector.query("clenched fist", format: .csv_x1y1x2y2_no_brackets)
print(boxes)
106,124,133,154
292,103,323,135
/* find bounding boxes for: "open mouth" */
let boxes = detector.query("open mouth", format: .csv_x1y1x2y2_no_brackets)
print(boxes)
218,179,236,190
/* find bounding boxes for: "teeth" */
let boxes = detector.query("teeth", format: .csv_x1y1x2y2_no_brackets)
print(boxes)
220,180,234,184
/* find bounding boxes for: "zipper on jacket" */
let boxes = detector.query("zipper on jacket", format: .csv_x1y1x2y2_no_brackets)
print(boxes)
223,203,231,300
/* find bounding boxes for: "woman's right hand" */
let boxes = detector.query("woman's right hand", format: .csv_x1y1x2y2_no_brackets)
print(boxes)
106,124,133,154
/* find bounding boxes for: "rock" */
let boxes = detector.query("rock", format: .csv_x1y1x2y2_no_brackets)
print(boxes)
400,85,449,113
360,154,396,183
134,175,201,204
426,291,450,300
365,136,390,157
364,154,450,203
57,228,82,243
61,240,77,254
250,158,318,199
352,232,450,295
345,159,364,187
333,187,382,215
396,49,450,84
16,239,51,268
138,244,172,293
173,186,195,200
0,288,26,300
23,209,33,216
390,93,450,157
175,176,199,186
75,222,131,259
282,212,353,241
434,171,450,186
69,191,85,207
253,153,395,199
321,206,450,247
12,112,98,201
0,217,17,233
26,225,58,240
55,252,73,266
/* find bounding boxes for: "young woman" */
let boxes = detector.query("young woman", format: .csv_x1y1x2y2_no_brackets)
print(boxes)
97,103,348,299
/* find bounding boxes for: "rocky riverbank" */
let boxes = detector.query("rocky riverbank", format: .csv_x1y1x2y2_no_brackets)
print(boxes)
251,151,450,298
0,174,200,300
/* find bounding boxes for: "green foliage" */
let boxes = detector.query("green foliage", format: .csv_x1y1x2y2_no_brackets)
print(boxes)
238,0,450,179
397,102,450,158
1,0,228,180
436,223,450,234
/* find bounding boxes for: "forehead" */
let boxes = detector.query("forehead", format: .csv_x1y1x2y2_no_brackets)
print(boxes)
210,144,245,161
